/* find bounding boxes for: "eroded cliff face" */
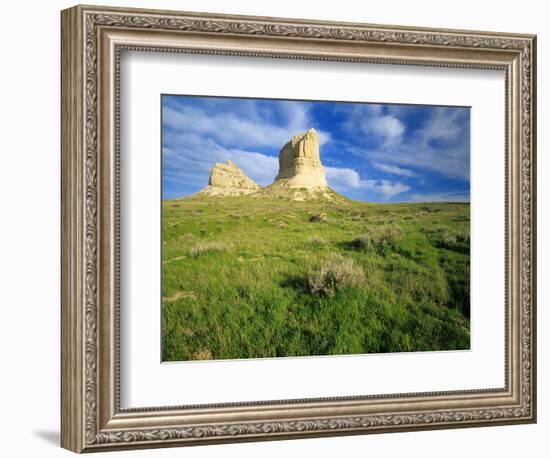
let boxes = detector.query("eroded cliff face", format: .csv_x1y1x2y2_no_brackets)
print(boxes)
273,128,328,189
198,160,260,196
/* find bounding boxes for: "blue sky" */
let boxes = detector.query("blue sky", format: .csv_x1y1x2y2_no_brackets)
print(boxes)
162,95,470,202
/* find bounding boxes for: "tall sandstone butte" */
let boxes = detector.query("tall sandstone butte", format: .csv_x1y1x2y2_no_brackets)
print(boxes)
198,160,260,196
273,128,328,189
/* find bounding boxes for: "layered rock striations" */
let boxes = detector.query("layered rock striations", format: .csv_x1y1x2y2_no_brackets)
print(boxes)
197,160,260,196
261,128,341,201
273,128,328,189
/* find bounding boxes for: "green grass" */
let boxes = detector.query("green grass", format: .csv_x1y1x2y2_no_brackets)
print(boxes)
162,196,470,361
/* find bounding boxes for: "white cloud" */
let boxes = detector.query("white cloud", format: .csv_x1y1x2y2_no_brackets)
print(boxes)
340,104,405,146
386,145,469,181
418,107,466,144
349,137,469,182
317,130,332,146
278,101,309,128
343,105,470,182
360,179,410,200
163,101,330,150
372,162,416,177
326,166,409,200
408,190,470,202
162,133,279,191
325,166,361,189
163,105,287,148
362,115,405,145
230,150,278,186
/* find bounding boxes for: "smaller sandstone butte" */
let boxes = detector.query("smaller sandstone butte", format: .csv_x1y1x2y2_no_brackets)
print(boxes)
198,160,260,196
274,128,328,189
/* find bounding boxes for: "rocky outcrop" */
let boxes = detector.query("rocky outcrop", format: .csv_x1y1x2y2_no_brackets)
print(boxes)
273,128,328,189
198,160,260,196
191,129,345,202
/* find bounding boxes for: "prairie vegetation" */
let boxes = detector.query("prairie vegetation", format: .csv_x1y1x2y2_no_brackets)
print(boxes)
162,196,470,361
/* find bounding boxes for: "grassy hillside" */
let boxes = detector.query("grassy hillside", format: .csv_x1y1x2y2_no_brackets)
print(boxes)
162,196,470,361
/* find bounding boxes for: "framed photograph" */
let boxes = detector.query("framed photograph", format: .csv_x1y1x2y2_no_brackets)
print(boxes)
61,4,537,453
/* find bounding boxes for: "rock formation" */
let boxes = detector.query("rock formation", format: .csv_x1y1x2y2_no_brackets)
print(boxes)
191,129,345,202
259,128,342,201
197,160,260,196
273,128,328,189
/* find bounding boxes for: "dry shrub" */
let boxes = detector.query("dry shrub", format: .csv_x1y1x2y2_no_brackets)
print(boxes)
179,233,195,243
192,349,213,360
308,235,326,247
438,229,469,250
456,231,470,244
442,233,457,245
310,212,327,223
307,254,365,297
352,224,404,251
188,240,231,257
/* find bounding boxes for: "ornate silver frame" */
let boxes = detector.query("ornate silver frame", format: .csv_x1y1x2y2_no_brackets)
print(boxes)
61,4,537,453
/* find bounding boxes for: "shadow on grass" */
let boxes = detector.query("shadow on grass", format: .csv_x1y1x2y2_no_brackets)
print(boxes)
280,274,309,293
433,240,470,255
337,239,394,256
337,240,361,251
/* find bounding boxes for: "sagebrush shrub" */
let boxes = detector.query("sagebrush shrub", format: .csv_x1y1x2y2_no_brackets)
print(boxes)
308,235,326,247
434,228,470,251
310,212,327,223
188,240,231,257
179,233,195,243
308,254,365,296
352,224,404,251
